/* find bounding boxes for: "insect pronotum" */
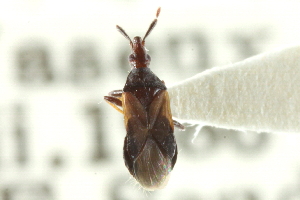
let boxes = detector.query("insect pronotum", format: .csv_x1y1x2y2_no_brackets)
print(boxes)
104,7,184,191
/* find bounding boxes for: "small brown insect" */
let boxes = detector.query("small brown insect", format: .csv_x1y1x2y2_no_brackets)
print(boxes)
104,7,184,191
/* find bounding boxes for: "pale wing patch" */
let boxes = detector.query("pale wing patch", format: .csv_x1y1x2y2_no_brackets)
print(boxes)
148,90,174,130
122,92,148,130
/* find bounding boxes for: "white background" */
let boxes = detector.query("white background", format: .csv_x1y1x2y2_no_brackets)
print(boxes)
0,0,300,199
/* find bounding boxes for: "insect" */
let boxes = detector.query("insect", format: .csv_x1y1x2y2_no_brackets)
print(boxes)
104,7,184,191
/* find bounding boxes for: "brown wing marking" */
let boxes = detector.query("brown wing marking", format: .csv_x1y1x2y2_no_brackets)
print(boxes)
147,90,177,169
122,92,149,162
148,90,174,131
122,92,148,132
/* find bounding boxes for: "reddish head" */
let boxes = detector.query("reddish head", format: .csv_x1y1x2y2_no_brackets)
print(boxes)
116,7,161,68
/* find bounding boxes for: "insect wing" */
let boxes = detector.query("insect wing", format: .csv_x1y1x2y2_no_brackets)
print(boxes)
123,90,177,190
131,135,173,191
122,92,148,170
148,91,177,166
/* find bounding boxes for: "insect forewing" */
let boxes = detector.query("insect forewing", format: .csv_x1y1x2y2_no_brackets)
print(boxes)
123,90,177,190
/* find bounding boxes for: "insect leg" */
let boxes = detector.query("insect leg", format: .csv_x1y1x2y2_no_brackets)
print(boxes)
108,89,123,97
104,96,123,114
173,120,185,130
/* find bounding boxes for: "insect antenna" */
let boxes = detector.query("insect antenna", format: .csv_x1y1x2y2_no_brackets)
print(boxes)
142,7,161,43
116,25,133,47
